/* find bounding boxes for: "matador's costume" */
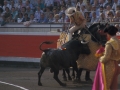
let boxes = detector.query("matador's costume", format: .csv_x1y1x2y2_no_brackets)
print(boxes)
92,35,120,90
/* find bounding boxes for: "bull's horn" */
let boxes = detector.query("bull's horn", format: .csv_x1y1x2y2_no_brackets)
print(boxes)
81,41,89,44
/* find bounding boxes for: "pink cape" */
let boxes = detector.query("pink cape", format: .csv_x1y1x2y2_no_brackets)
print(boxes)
92,62,106,90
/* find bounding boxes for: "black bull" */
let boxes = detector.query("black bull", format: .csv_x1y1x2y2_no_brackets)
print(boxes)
38,40,91,86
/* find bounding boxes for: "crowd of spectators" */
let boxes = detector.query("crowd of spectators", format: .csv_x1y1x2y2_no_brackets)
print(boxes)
0,0,120,28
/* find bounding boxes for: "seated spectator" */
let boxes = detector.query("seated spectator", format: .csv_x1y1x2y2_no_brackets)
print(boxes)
60,0,66,8
52,7,59,16
29,14,37,23
90,4,99,17
90,11,99,23
106,11,114,22
34,6,43,20
97,6,105,17
52,14,60,23
6,14,15,23
11,7,18,20
26,6,34,17
104,5,114,18
85,0,92,11
1,15,7,26
53,0,60,7
0,4,2,9
76,0,85,8
93,0,99,9
9,0,17,10
14,0,19,4
84,11,91,22
22,13,30,22
66,0,74,8
21,7,26,16
38,13,48,23
47,13,54,23
115,24,120,32
116,5,120,11
3,0,10,11
3,7,11,20
18,0,25,12
98,12,108,22
0,8,3,23
71,0,76,7
104,0,113,9
59,5,66,17
44,0,54,11
17,12,23,23
58,12,67,23
25,0,34,10
113,10,120,22
112,0,120,11
36,0,45,10
98,0,106,8
44,6,52,18
81,5,88,16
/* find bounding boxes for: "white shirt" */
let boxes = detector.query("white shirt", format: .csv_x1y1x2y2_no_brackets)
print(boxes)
34,10,43,20
112,1,120,11
58,17,67,23
17,18,23,23
30,18,37,23
44,0,54,6
3,4,11,11
90,16,99,23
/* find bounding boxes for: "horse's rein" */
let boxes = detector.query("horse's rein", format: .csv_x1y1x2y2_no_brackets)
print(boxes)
80,27,101,44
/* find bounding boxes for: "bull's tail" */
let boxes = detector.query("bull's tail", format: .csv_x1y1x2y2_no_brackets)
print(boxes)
39,41,53,52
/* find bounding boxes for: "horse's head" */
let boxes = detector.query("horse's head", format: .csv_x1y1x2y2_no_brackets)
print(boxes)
88,23,108,46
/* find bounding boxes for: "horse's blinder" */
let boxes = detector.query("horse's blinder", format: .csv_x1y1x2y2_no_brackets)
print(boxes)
96,24,108,45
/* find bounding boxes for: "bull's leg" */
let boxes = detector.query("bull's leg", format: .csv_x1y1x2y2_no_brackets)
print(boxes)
72,67,80,82
85,70,92,82
38,66,45,86
53,70,66,86
78,68,83,81
62,69,67,81
64,68,72,80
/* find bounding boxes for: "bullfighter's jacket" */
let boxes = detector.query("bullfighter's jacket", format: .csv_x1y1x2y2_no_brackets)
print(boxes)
100,36,120,63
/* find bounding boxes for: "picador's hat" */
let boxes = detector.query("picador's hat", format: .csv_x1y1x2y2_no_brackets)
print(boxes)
65,7,76,16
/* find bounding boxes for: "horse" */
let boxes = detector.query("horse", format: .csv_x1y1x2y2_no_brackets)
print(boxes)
62,22,108,82
76,22,108,72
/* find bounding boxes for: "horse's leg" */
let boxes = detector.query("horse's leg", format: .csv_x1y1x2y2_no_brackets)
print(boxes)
64,68,72,80
78,68,83,81
71,68,75,80
62,69,67,81
38,66,45,86
85,70,92,82
53,69,66,86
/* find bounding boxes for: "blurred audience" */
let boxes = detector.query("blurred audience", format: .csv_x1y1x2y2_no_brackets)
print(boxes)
0,0,120,28
53,14,60,23
38,12,48,23
17,12,23,23
21,13,30,22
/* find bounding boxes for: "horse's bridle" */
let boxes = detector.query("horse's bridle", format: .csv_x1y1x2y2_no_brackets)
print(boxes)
80,24,107,45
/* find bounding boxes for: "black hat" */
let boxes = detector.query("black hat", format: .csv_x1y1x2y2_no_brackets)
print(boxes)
104,25,118,36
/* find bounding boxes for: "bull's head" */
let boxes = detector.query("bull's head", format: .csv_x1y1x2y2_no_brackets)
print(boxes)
62,40,90,55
